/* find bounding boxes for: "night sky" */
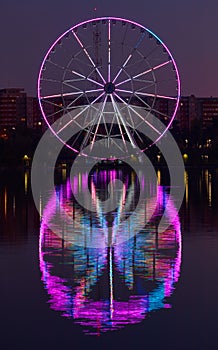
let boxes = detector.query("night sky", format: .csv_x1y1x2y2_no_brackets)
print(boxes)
1,0,218,97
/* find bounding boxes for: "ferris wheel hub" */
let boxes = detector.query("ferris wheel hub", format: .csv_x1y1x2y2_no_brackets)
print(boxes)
104,82,116,94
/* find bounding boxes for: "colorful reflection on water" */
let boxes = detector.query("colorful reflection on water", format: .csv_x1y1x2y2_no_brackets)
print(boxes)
39,167,181,336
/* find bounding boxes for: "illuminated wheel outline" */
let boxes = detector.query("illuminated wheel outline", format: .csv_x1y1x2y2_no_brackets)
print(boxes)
39,174,182,335
38,17,180,155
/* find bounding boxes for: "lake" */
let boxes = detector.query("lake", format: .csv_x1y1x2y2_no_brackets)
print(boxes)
0,166,218,350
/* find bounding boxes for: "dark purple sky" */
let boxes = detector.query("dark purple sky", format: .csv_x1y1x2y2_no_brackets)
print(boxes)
1,0,218,97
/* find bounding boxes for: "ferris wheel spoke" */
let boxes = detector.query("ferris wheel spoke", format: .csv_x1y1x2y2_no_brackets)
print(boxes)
114,93,162,135
70,128,85,150
124,56,146,70
133,78,155,84
132,92,173,120
116,60,172,87
112,54,132,84
83,105,94,126
65,93,86,110
108,19,111,82
41,91,83,99
80,122,95,151
41,78,62,83
83,109,108,151
62,79,85,87
68,50,95,70
134,79,156,89
107,107,118,137
110,95,136,148
116,88,133,94
44,59,103,87
56,92,105,135
72,30,106,84
71,70,104,87
70,115,98,150
85,88,104,94
46,59,75,75
132,60,172,79
132,92,153,109
56,106,89,135
102,114,110,138
90,95,108,150
62,80,85,94
43,106,65,119
121,41,161,79
126,107,144,143
112,30,146,84
69,115,97,150
127,108,143,142
135,91,177,100
149,106,172,119
132,81,157,96
110,137,127,154
41,98,64,109
110,99,127,152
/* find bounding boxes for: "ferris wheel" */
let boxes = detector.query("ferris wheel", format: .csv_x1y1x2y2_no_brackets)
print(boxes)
38,17,180,156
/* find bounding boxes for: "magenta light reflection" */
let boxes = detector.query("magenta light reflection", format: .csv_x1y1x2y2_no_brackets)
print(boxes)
39,170,182,336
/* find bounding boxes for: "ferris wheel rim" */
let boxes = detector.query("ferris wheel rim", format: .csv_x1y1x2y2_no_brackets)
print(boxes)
37,17,181,156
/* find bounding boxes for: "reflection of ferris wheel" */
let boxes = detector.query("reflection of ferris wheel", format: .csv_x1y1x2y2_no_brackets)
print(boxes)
38,17,180,154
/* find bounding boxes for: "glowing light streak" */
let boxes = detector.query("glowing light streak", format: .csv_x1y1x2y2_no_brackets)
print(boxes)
135,91,177,100
114,93,161,135
116,88,133,94
24,171,28,194
112,29,146,83
108,19,111,82
42,88,104,100
110,94,136,148
109,248,114,319
72,30,106,84
90,95,107,150
56,92,105,135
71,70,104,87
112,54,132,83
116,60,172,87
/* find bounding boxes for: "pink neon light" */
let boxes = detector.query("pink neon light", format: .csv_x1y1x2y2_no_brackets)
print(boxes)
134,92,177,100
71,70,104,87
108,19,111,82
39,170,182,336
42,91,82,99
115,60,172,87
72,29,106,84
37,17,181,154
112,53,132,83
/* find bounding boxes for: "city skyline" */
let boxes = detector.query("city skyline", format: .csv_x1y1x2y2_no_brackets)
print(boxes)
1,1,218,97
1,87,218,135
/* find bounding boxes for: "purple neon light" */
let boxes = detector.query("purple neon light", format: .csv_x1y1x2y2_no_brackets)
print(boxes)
108,19,111,82
37,17,181,154
115,59,172,87
39,171,182,335
72,29,106,84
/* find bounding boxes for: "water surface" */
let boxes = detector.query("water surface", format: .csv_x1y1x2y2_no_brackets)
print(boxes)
0,166,218,349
